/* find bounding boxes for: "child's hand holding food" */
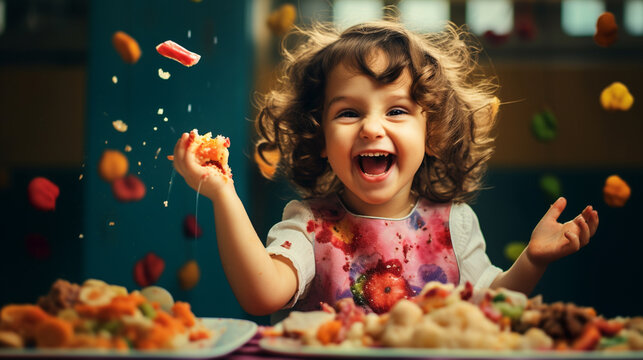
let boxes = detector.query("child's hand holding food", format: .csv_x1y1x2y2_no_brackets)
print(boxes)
172,129,233,200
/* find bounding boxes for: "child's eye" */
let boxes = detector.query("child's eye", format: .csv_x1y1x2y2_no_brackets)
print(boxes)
336,110,359,118
387,108,408,116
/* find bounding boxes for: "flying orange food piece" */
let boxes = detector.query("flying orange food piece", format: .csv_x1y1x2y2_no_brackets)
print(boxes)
98,150,129,183
156,40,201,67
112,31,142,64
267,3,297,36
28,177,60,211
600,82,634,111
178,260,200,290
594,12,618,47
603,175,631,207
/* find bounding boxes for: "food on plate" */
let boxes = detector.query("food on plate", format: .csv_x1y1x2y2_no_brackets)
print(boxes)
263,281,643,352
133,252,165,288
112,31,142,64
600,82,634,111
186,129,232,179
603,175,631,207
594,12,618,47
140,286,174,313
98,150,129,183
27,177,60,211
0,279,220,350
112,174,146,202
155,40,201,67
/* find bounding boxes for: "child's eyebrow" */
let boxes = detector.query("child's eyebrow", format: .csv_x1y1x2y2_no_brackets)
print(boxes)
325,96,347,109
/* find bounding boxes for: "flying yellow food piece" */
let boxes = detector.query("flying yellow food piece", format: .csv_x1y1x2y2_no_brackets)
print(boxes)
267,4,297,36
178,260,200,290
98,150,129,183
603,175,631,207
600,82,634,111
504,241,527,262
112,31,141,64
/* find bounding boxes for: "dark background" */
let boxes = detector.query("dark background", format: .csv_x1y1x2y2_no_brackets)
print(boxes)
0,0,641,325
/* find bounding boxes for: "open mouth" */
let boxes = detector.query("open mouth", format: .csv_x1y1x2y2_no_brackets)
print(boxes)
356,152,396,176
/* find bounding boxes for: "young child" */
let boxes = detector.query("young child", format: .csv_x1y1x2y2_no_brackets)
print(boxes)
172,21,598,319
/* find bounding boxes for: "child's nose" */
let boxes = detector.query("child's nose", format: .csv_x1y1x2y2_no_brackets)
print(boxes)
359,116,385,140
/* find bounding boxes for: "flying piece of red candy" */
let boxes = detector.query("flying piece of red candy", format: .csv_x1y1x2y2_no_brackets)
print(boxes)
112,174,146,202
28,177,60,211
133,252,165,287
156,40,201,67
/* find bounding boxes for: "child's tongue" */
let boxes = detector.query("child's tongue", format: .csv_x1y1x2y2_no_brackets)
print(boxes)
359,156,389,175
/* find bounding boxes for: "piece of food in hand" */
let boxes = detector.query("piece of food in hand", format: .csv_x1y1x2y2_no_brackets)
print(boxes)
27,177,59,211
156,40,201,67
594,12,618,47
600,82,634,111
603,174,631,207
112,31,141,64
186,129,232,179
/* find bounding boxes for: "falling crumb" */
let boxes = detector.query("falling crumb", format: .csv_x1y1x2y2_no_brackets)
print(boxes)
81,163,85,168
137,171,141,175
79,174,84,180
187,30,191,38
112,119,128,132
158,68,171,80
155,147,162,159
142,141,147,146
153,126,158,131
138,161,142,166
151,186,154,190
112,76,118,84
79,234,84,239
157,108,164,115
213,36,218,44
163,201,169,207
108,221,115,226
187,104,192,112
105,140,108,144
163,117,168,122
124,145,132,152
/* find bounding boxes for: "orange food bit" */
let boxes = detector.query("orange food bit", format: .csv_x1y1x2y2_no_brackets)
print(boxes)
178,260,200,290
186,129,232,179
267,4,297,36
0,305,51,338
603,175,631,207
98,149,129,183
172,302,196,327
316,320,342,345
112,31,142,64
34,317,73,348
594,12,618,47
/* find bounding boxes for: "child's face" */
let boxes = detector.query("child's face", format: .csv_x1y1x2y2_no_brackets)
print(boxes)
321,55,428,217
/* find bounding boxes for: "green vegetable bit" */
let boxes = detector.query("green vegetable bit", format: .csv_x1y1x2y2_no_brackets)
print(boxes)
139,302,157,319
492,302,523,320
599,336,627,349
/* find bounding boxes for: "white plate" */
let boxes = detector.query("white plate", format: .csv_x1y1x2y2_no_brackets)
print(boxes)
0,317,257,359
259,336,643,359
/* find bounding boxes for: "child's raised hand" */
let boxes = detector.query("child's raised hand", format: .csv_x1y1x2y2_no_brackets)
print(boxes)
526,197,599,267
172,132,233,200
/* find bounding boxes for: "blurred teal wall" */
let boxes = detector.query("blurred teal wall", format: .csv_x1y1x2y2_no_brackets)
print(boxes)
84,0,255,320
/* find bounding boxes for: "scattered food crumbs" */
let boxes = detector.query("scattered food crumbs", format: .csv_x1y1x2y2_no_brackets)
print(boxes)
187,30,191,38
158,68,171,80
112,119,128,132
153,126,158,131
112,31,141,64
157,108,164,115
105,140,108,144
167,155,175,161
213,36,218,44
600,82,634,111
98,150,129,182
109,221,115,226
163,117,168,122
187,104,192,112
138,161,142,166
142,141,147,146
155,147,162,159
79,174,84,180
28,177,60,211
79,234,84,239
125,145,132,152
151,186,154,190
163,201,169,207
603,175,631,207
156,40,201,67
112,76,118,84
178,260,200,290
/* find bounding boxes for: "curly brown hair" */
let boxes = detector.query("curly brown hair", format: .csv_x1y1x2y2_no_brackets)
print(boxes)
255,20,499,203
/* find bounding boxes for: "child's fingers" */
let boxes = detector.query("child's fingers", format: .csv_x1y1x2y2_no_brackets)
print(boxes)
574,215,591,247
563,230,581,252
544,197,567,222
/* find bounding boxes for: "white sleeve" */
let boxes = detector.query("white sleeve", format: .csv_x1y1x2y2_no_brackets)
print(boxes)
265,200,315,308
450,202,503,290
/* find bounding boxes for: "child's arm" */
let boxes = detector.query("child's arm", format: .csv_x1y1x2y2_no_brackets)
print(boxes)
490,197,599,295
172,132,298,315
